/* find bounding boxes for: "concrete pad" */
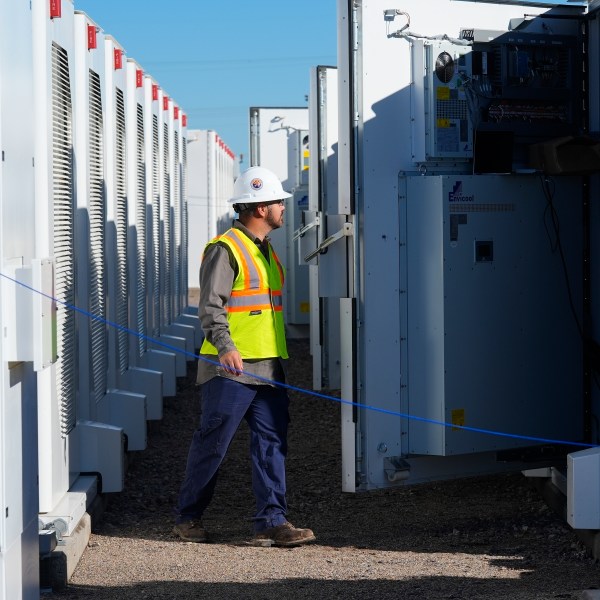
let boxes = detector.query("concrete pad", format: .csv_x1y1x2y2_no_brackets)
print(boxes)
41,513,91,591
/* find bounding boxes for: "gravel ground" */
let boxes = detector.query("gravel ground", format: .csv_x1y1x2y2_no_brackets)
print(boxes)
43,337,600,600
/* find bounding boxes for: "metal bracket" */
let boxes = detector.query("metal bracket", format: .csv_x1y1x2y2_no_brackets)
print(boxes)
293,215,320,241
39,522,64,548
304,221,354,263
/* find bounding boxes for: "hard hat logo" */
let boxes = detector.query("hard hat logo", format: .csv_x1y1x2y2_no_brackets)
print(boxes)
229,166,292,205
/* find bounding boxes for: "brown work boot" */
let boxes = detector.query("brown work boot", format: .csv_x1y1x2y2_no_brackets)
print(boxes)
172,520,209,543
250,521,316,547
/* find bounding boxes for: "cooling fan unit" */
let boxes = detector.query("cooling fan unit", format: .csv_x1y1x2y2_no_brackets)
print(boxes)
435,51,455,83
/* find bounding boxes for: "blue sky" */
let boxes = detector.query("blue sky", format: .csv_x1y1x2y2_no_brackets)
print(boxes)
74,0,338,166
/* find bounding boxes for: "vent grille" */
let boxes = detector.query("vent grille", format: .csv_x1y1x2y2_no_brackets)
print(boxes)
51,43,76,437
436,98,468,121
136,103,147,357
162,123,172,326
152,115,160,337
181,137,188,303
173,132,181,315
115,88,129,374
88,69,107,403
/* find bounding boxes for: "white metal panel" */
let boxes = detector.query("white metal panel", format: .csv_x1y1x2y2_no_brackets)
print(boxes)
186,130,236,291
180,116,189,308
285,130,310,327
115,87,129,373
403,175,582,456
33,0,77,513
141,85,188,377
2,262,55,368
126,58,148,363
186,130,210,289
215,135,235,236
172,104,182,317
161,97,173,327
248,107,310,332
588,1,600,458
308,66,342,390
0,0,38,596
568,448,600,529
77,422,124,493
99,38,149,450
411,41,473,163
207,132,217,242
456,0,585,6
52,38,77,438
248,107,308,267
104,35,130,384
98,391,146,451
338,0,555,491
73,11,107,422
145,78,162,339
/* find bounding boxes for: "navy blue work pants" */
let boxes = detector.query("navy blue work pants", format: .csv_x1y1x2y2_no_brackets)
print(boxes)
175,376,290,532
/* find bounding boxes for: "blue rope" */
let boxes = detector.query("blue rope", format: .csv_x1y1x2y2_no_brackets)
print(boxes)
2,270,597,449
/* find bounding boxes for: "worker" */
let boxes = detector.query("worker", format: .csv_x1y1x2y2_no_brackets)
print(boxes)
173,165,316,548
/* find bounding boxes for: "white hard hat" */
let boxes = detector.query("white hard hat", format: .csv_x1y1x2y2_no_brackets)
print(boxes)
229,166,292,206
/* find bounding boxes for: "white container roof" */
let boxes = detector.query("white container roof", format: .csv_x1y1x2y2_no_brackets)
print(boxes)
455,0,587,7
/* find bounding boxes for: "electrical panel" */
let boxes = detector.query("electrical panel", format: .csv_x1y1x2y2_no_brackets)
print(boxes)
412,41,473,162
411,28,583,170
463,28,583,171
401,174,583,457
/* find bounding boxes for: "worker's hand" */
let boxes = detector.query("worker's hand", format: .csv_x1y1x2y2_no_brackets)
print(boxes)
219,350,244,376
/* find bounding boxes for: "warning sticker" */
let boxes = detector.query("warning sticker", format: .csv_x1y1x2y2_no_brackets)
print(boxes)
437,86,451,100
451,408,465,431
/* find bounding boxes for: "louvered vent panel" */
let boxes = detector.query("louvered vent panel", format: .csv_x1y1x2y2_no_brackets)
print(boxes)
163,123,172,325
51,43,76,437
181,137,189,302
115,88,129,374
152,115,161,337
173,133,181,314
88,69,107,403
136,103,147,356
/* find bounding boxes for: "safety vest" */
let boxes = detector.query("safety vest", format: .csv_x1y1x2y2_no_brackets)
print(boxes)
200,228,288,360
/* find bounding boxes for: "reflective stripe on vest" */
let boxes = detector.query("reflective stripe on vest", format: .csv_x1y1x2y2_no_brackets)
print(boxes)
228,289,283,312
222,229,263,291
219,229,284,313
200,227,288,359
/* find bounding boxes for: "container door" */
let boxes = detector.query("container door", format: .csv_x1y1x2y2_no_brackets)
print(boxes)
306,66,343,391
337,0,587,492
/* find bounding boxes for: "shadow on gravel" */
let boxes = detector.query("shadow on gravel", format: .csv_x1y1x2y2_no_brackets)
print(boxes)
43,575,587,600
44,340,597,598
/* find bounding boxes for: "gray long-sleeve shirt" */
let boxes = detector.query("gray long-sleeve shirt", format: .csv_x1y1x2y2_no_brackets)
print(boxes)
196,220,287,386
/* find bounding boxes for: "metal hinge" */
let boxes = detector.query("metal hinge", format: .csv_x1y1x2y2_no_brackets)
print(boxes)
304,221,354,262
292,215,320,241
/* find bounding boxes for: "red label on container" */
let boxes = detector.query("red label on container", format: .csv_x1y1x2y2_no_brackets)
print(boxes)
174,107,179,120
87,25,97,50
152,85,159,101
114,48,123,70
163,96,169,111
182,115,187,127
136,69,143,88
50,0,61,18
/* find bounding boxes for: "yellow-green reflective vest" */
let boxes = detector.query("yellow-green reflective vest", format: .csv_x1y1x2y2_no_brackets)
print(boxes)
200,228,289,360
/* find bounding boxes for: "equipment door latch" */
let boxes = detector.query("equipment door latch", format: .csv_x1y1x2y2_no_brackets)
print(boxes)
293,215,320,241
304,221,354,263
